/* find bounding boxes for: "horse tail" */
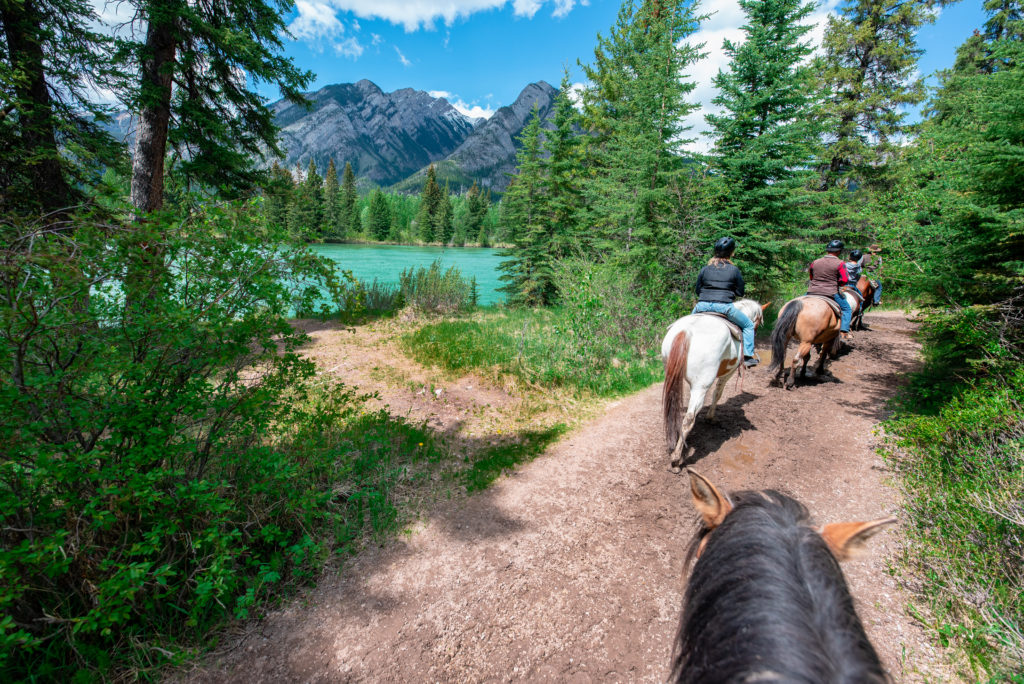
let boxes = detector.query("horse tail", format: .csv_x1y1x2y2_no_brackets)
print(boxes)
663,330,690,453
768,299,803,371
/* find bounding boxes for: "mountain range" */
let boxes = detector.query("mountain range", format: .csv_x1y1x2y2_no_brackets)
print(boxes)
271,79,558,193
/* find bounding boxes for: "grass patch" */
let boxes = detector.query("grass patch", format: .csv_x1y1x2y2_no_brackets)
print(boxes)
462,424,568,493
402,307,663,397
883,305,1024,679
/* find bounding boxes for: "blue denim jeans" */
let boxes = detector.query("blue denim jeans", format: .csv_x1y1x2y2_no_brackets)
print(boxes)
832,293,852,332
873,280,882,305
692,301,755,357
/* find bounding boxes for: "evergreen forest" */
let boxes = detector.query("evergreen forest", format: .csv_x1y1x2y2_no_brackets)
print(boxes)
1,0,1021,679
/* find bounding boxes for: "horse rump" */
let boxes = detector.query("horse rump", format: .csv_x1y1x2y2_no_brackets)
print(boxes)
669,471,893,683
767,299,803,371
663,330,690,454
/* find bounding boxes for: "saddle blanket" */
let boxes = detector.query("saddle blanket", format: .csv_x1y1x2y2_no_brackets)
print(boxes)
691,312,742,341
804,294,843,316
842,286,864,302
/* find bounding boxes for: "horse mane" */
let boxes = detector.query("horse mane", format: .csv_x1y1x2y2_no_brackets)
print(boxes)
734,298,763,327
670,489,889,684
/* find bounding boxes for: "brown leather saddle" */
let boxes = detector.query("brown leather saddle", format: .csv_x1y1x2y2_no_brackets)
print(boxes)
804,294,843,316
691,312,742,340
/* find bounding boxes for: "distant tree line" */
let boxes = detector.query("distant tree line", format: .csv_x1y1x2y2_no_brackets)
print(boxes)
497,0,1020,312
262,160,499,246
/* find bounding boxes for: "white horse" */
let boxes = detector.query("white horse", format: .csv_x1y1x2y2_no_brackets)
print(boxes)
661,298,768,472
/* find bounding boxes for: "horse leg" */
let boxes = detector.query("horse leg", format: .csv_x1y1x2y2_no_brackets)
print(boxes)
670,382,711,471
815,341,837,381
707,376,728,421
791,341,812,388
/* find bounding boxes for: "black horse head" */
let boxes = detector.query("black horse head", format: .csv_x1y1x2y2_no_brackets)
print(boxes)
669,470,896,683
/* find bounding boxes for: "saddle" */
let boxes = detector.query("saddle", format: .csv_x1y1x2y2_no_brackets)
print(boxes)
691,312,742,341
804,294,842,316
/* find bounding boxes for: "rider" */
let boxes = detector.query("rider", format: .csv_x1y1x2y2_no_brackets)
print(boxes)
845,249,864,294
693,237,759,368
863,243,883,306
807,239,852,339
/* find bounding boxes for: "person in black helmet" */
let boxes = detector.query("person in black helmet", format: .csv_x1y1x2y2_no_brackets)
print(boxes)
807,239,852,338
693,237,759,367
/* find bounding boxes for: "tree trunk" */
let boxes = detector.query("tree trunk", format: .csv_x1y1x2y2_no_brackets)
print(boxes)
130,8,177,216
0,0,73,213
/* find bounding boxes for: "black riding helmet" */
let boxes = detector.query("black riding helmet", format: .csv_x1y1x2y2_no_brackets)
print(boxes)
714,236,736,257
826,239,844,252
850,249,863,261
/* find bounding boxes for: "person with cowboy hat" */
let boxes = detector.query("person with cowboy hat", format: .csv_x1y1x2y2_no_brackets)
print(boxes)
863,243,883,306
693,237,760,367
807,239,852,338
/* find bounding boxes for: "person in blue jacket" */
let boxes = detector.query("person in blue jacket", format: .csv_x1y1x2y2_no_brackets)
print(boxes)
692,237,758,368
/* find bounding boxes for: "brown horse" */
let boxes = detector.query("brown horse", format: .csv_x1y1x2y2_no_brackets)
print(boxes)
768,296,843,388
850,276,877,331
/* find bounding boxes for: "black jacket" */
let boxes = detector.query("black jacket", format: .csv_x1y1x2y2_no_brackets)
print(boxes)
695,263,745,303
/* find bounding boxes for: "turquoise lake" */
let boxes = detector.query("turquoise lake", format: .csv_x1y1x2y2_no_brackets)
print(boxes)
310,243,508,305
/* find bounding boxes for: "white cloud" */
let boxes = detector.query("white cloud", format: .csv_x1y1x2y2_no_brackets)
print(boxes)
682,0,841,153
285,1,584,33
429,90,495,119
567,81,586,109
395,46,412,66
289,0,364,57
334,36,365,57
451,100,495,119
291,0,345,40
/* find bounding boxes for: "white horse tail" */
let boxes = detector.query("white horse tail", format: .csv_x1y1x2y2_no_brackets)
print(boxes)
663,330,690,454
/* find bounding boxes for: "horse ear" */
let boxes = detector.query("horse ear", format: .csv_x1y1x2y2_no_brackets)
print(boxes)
686,469,732,529
820,517,897,560
761,302,771,311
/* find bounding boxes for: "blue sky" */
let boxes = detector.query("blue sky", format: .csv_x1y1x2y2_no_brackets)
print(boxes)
267,0,988,149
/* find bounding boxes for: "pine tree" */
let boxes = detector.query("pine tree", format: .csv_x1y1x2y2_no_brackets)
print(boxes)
579,0,706,290
0,0,122,215
264,162,294,231
706,0,821,287
817,0,936,191
322,158,340,239
368,189,392,241
497,108,552,305
125,0,310,215
437,182,455,245
416,165,442,242
544,72,584,256
465,182,490,244
303,159,324,235
895,6,1024,304
340,162,357,238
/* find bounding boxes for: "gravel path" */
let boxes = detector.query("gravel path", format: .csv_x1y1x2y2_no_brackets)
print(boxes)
182,311,958,683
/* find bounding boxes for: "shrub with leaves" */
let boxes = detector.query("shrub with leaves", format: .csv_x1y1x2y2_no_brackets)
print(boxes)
0,204,427,678
399,259,474,314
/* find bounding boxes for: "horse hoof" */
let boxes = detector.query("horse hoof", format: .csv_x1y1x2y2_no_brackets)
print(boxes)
670,464,682,474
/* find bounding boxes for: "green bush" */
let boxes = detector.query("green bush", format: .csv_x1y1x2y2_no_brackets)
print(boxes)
399,259,474,314
0,206,444,679
885,298,1024,677
360,278,403,313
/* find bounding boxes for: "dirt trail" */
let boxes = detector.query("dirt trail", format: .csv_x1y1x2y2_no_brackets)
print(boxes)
184,311,957,683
